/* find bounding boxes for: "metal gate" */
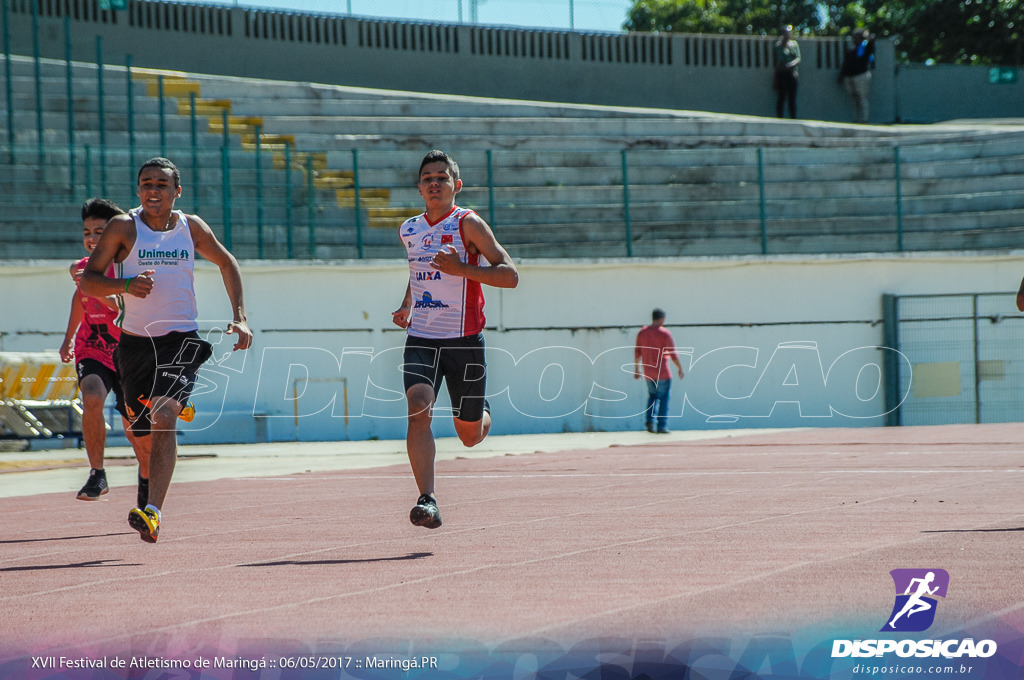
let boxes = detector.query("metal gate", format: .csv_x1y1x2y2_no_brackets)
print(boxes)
883,292,1024,426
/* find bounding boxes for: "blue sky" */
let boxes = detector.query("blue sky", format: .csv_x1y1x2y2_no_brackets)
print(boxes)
201,0,634,32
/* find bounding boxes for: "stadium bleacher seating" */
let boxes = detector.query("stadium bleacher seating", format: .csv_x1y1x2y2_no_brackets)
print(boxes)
3,54,1024,262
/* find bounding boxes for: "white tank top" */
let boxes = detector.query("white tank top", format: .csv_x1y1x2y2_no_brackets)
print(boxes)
401,206,485,339
116,207,198,337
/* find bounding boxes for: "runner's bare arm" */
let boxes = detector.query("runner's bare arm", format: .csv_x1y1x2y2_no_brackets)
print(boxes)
392,282,413,329
59,292,84,363
429,213,518,289
189,214,253,350
81,215,153,298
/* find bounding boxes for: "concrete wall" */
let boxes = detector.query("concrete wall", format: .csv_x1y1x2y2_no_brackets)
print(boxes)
3,252,1022,443
896,63,1024,123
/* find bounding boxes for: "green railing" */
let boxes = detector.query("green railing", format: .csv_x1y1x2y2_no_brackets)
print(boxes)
5,138,1024,262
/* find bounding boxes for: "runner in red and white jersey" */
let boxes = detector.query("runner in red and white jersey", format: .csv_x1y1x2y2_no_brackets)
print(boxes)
392,150,519,529
400,205,485,339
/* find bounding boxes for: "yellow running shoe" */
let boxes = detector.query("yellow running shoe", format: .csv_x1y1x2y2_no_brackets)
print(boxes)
179,401,196,422
128,507,160,543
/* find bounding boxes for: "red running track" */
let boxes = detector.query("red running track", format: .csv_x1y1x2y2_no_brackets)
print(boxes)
2,424,1023,674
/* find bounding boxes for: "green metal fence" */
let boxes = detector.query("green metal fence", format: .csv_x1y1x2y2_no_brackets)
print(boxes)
4,14,1024,261
7,136,1024,262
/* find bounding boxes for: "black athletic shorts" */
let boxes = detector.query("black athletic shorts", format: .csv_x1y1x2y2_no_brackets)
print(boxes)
75,358,127,419
114,330,212,437
403,333,487,422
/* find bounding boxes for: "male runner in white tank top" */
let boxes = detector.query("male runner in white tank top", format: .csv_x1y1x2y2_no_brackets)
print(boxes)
82,157,253,543
392,150,519,529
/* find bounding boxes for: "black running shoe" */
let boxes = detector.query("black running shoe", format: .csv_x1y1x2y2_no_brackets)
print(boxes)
137,475,149,509
76,468,109,500
410,494,442,529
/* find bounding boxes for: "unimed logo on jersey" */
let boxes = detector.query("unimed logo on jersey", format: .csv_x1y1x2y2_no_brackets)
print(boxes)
882,569,949,632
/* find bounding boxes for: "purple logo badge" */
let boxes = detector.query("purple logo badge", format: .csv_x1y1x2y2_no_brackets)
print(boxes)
881,569,949,632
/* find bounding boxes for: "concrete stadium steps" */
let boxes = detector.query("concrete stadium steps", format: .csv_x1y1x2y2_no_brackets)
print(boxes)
22,120,1018,192
1,111,207,138
898,134,1024,162
281,129,904,152
254,114,839,139
173,71,1021,147
5,55,1024,260
0,199,84,259
304,132,854,152
10,128,245,152
3,73,142,97
1,63,277,150
174,71,887,135
510,227,988,259
296,128,1010,152
2,91,167,116
904,207,1024,233
4,57,1020,152
903,153,1024,179
902,224,1024,251
2,60,421,222
463,180,1024,219
193,93,685,121
297,148,1024,192
902,189,1024,215
0,160,298,202
636,215,898,240
1,197,301,235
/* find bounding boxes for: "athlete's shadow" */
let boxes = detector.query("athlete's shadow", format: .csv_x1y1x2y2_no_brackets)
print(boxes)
1,559,142,572
923,527,1024,534
0,532,127,545
239,552,433,568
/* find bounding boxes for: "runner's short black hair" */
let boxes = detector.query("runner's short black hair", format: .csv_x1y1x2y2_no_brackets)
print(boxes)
81,197,124,222
419,150,460,182
138,157,181,188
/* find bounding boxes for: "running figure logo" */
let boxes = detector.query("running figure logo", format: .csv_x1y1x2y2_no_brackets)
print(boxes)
882,569,949,632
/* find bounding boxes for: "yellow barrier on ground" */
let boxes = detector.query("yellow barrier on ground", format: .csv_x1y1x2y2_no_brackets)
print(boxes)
0,352,79,401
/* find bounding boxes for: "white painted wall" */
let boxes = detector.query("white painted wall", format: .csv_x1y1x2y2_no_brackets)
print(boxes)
3,251,1022,443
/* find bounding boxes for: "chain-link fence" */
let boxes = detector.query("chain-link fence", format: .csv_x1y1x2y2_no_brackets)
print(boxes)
885,293,1024,426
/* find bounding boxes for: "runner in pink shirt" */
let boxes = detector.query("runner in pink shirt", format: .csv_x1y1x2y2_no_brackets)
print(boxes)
59,199,151,504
